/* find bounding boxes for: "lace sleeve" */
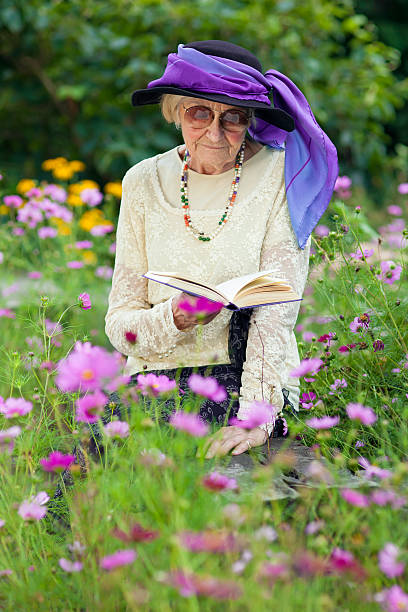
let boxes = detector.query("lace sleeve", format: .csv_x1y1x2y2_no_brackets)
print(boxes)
105,170,186,359
237,174,310,424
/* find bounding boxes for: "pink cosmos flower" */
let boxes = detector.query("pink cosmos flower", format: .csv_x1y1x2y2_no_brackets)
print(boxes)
125,331,137,344
67,260,84,269
78,292,92,310
28,271,42,279
0,397,33,418
305,520,325,535
58,558,83,573
81,188,103,207
398,183,408,194
4,195,23,208
109,242,116,254
104,421,129,438
349,247,374,260
335,175,352,190
314,224,329,237
338,343,356,353
387,205,403,216
329,378,347,395
346,402,377,426
371,489,406,509
0,425,21,453
0,569,12,577
112,523,159,543
18,492,49,521
169,411,209,437
76,390,107,423
349,312,370,333
43,184,67,202
300,391,316,410
188,373,227,403
229,401,277,429
0,520,5,528
289,358,323,378
179,296,224,315
358,457,392,479
375,585,408,612
0,252,3,264
317,332,335,345
100,549,137,571
38,226,58,239
302,331,315,342
136,372,177,397
12,227,25,236
259,560,289,581
377,260,402,285
90,224,114,236
202,471,238,491
378,543,405,578
40,451,76,472
341,488,370,508
56,341,121,392
75,240,93,249
178,530,241,554
306,415,339,429
0,309,15,319
95,265,113,280
165,570,242,600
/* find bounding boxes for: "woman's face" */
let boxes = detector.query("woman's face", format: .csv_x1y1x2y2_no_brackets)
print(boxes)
178,97,248,174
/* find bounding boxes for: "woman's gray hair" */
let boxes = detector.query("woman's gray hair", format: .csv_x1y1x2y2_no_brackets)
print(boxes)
160,94,256,131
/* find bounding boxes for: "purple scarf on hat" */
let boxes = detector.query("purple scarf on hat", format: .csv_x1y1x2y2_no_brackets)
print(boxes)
148,45,338,249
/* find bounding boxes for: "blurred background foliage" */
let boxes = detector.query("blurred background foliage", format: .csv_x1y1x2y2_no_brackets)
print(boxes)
1,0,407,202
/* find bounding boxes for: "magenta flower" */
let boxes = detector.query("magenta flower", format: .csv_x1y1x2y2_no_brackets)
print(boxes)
56,341,121,392
28,271,42,279
4,195,23,208
136,372,176,397
289,358,323,378
375,585,408,612
0,309,15,319
335,175,352,190
317,332,335,345
40,451,76,472
18,492,49,521
398,183,408,194
229,401,277,429
338,343,356,353
81,188,103,207
43,184,67,202
76,390,107,423
67,260,84,269
371,489,406,509
178,530,241,554
378,543,405,578
373,339,385,352
75,240,93,249
306,415,340,429
0,397,33,418
300,391,316,410
358,457,392,480
0,520,5,528
349,247,374,260
202,471,238,491
346,402,377,426
165,570,242,600
90,224,114,236
387,205,403,216
95,265,113,280
78,292,92,310
125,331,137,344
341,488,370,508
104,421,129,438
179,296,223,315
329,548,355,570
100,549,137,571
38,226,58,239
377,260,402,285
188,373,227,403
59,558,83,573
0,425,21,453
305,520,325,535
169,411,209,437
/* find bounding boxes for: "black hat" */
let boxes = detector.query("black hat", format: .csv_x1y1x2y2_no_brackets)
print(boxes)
131,40,295,132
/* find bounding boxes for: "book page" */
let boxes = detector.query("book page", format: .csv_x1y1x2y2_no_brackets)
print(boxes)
215,269,289,302
235,290,301,309
143,272,228,304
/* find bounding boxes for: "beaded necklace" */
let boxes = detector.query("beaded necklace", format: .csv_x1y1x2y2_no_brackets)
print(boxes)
180,140,246,242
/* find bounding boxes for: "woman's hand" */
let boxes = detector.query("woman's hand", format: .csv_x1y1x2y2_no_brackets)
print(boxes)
171,292,222,331
203,426,268,458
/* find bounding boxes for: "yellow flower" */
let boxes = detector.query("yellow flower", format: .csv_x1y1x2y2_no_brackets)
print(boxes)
82,250,97,265
52,165,75,181
104,182,122,198
42,157,68,171
69,180,99,194
79,209,105,232
16,179,36,194
51,217,72,235
67,193,84,207
0,205,9,215
69,160,86,172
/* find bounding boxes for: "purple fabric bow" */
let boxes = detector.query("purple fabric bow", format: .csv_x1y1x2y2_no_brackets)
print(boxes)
148,45,338,249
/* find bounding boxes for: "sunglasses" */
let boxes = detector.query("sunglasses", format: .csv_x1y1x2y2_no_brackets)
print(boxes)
182,104,250,132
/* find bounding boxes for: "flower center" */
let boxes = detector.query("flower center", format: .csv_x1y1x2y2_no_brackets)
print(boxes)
81,369,94,380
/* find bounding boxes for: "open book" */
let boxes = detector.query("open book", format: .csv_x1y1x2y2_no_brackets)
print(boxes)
142,270,301,311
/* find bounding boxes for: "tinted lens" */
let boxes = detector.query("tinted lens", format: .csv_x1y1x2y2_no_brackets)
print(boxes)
221,110,249,131
185,106,213,127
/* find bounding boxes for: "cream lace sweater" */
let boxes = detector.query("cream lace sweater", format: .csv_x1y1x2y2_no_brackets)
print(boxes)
105,145,310,417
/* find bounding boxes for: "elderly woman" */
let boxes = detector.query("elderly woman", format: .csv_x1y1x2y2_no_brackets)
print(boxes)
105,40,337,458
